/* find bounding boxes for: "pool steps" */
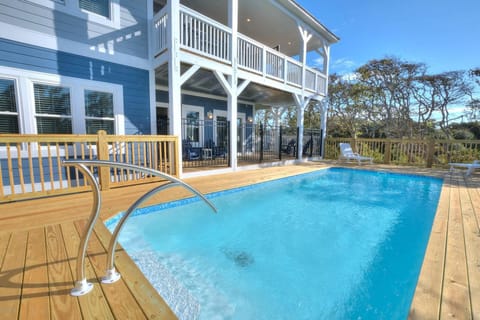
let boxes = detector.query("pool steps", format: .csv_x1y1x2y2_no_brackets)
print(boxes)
62,160,217,296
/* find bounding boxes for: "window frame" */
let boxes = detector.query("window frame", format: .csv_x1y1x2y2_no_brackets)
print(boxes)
25,0,121,29
0,77,21,134
83,88,116,135
33,82,73,134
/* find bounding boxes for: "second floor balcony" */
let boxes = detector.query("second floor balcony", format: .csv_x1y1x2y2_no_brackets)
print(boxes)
151,2,338,99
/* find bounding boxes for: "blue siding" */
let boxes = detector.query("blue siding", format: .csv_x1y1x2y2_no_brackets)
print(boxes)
0,38,151,134
156,90,254,120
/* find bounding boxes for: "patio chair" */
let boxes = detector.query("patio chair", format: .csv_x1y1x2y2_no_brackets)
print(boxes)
182,139,201,161
448,160,480,176
339,143,373,165
281,139,296,155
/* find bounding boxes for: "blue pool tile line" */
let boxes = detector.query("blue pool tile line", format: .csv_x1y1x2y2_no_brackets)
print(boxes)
104,167,441,229
104,169,327,229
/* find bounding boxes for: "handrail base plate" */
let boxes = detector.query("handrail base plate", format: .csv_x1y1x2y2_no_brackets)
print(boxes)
71,279,94,296
101,268,121,284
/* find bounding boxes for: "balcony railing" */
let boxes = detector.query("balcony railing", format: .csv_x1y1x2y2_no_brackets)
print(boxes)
152,5,327,95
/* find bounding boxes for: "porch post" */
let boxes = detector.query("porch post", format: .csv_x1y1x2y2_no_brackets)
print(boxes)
228,0,239,170
297,105,305,160
320,41,331,159
295,26,312,161
167,0,183,174
320,100,328,158
147,0,156,135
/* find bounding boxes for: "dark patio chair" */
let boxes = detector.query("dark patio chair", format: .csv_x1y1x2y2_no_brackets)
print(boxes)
182,139,201,161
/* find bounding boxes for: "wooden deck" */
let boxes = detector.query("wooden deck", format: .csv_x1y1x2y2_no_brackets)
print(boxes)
0,163,479,319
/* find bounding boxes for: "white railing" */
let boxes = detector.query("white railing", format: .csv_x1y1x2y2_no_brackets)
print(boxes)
153,7,168,55
317,73,327,93
151,6,328,95
305,68,316,91
237,35,263,73
179,6,231,62
286,59,302,86
265,48,284,79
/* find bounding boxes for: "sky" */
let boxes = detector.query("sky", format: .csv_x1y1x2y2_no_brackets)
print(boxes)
297,0,480,76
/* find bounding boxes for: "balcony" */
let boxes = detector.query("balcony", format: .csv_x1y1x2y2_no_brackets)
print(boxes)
152,5,328,97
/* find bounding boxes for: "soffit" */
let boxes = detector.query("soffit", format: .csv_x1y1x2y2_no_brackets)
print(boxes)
155,64,295,106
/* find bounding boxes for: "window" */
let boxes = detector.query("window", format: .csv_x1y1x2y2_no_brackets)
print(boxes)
0,66,124,135
182,105,204,146
0,79,19,133
79,0,110,18
34,84,72,134
84,90,114,134
185,111,200,143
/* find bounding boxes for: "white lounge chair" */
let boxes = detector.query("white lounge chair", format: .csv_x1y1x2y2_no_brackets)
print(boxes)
449,160,480,176
339,143,373,165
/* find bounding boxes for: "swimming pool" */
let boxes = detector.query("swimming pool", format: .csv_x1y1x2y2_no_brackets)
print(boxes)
107,168,442,319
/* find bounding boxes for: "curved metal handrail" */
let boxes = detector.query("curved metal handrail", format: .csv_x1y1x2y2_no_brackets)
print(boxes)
62,160,216,295
65,163,101,296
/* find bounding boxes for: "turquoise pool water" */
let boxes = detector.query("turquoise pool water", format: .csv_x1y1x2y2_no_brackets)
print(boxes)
107,168,442,319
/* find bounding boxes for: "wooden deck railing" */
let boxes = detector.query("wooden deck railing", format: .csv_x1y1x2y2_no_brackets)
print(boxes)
0,131,179,202
325,138,480,167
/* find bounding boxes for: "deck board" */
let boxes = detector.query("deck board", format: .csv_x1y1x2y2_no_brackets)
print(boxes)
73,220,146,320
0,163,479,319
440,175,471,319
408,176,450,319
0,231,28,319
45,224,82,320
60,222,115,320
18,228,49,320
462,178,480,319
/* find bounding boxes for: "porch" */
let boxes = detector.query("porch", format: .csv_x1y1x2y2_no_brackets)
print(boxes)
152,2,333,99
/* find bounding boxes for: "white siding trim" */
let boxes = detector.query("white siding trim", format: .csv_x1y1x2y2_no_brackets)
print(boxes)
0,22,150,70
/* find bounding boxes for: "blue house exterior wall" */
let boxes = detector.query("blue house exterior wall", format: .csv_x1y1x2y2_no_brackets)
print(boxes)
0,38,151,134
155,90,253,119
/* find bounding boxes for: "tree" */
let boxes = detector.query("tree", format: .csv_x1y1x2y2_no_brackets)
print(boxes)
327,74,369,138
413,71,472,139
467,68,480,120
356,57,425,138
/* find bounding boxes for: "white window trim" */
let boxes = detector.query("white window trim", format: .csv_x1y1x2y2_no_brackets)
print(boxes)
82,85,122,134
181,104,204,147
213,109,227,146
0,76,21,133
26,0,121,29
237,112,246,154
0,66,124,136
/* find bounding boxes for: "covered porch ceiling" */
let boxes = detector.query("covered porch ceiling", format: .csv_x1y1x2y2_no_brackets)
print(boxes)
156,64,298,107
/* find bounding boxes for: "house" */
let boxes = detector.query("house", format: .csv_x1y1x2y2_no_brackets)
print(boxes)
0,0,338,177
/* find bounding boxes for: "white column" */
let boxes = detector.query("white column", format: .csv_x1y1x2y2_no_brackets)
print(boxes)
147,0,156,134
297,104,305,160
296,26,312,161
167,0,183,174
228,0,238,169
320,100,328,158
321,42,331,158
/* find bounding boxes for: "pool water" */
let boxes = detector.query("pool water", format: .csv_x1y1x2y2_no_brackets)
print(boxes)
107,168,442,320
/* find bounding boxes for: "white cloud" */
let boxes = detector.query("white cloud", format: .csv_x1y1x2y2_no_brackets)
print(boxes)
331,58,356,75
